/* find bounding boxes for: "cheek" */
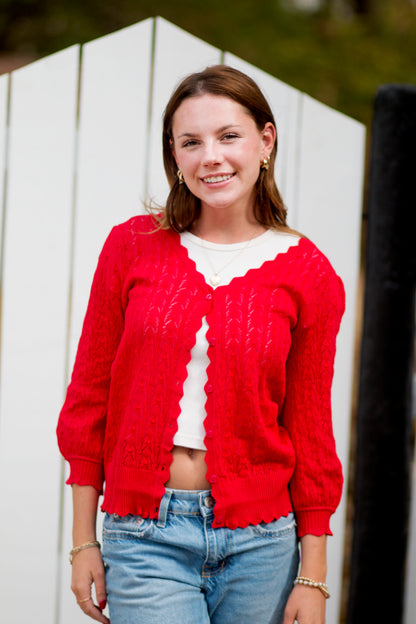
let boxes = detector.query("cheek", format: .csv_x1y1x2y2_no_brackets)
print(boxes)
178,154,198,175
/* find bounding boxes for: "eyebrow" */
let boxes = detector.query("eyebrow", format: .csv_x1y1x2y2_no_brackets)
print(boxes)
177,124,242,139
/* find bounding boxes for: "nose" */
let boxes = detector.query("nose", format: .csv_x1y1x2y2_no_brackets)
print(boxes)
201,140,223,167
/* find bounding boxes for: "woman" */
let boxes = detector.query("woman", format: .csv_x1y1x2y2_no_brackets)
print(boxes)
57,65,344,624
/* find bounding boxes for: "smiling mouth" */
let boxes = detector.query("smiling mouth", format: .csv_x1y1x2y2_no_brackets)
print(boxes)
202,173,235,184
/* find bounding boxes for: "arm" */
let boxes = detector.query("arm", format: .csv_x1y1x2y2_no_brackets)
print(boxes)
57,224,128,489
281,257,345,536
281,252,344,623
58,225,134,621
70,485,109,624
284,535,327,624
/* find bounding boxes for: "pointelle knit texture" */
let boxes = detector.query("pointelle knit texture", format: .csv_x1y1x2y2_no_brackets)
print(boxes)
57,214,345,536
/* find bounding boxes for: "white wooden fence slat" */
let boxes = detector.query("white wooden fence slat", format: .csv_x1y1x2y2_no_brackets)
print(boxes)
68,18,154,359
59,20,154,624
0,74,9,308
223,52,302,223
0,46,79,623
295,93,366,622
146,17,222,205
405,435,416,624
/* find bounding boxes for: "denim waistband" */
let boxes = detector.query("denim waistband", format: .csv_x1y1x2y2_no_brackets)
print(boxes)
157,488,215,527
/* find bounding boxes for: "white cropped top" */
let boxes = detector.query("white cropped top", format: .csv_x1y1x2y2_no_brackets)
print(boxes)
174,228,300,450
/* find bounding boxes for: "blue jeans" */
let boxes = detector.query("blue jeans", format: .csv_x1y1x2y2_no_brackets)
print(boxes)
102,489,299,624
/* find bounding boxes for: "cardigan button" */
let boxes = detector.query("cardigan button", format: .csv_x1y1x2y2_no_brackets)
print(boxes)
205,384,213,393
208,337,216,346
206,430,213,438
209,474,217,484
205,293,212,301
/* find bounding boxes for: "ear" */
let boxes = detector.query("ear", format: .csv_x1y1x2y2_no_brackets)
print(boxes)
261,122,276,158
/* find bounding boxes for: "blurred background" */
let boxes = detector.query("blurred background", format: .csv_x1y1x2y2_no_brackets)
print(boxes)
0,0,415,128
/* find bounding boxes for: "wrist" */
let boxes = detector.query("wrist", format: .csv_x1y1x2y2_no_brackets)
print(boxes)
299,534,327,582
294,576,330,599
298,567,327,584
69,540,101,564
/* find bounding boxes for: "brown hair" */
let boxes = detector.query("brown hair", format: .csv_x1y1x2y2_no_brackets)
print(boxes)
157,65,289,232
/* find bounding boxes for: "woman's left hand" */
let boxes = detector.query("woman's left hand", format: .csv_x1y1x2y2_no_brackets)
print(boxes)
283,584,326,624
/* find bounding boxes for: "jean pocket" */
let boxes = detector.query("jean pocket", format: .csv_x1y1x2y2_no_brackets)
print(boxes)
103,512,155,540
251,512,297,539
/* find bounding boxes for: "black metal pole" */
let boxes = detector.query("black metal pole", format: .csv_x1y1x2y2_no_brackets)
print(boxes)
347,85,416,624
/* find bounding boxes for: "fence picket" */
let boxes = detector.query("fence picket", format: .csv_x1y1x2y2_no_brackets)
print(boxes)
0,46,79,623
58,20,154,623
0,74,9,334
295,93,366,620
405,436,416,624
224,53,302,222
146,17,222,205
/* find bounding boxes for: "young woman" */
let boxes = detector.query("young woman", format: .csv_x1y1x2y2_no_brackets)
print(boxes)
57,65,344,624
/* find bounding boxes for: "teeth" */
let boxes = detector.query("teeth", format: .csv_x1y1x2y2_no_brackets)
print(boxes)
203,174,234,183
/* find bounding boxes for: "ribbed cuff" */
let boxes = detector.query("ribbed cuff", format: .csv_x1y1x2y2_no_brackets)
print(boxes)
66,457,104,493
295,509,333,537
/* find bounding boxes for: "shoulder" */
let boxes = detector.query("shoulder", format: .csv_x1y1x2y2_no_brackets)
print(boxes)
106,214,175,252
285,237,345,317
111,213,161,238
294,237,342,284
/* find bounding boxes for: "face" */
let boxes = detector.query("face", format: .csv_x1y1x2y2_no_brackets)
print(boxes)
171,94,275,219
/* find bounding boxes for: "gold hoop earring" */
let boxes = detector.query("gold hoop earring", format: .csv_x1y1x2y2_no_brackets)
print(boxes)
260,156,270,171
177,169,184,184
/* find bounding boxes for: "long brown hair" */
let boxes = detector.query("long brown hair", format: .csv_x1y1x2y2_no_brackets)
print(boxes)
157,65,289,232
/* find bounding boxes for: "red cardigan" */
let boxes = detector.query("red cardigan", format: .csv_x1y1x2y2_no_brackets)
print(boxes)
57,215,344,536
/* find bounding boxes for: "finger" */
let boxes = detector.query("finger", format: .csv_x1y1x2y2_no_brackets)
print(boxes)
283,611,295,624
92,563,107,610
282,600,296,624
78,596,110,624
72,581,109,624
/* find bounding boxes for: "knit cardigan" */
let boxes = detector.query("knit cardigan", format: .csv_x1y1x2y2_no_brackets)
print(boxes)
57,214,345,537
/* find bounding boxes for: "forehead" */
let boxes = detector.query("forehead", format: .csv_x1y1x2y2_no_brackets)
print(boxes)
172,94,254,134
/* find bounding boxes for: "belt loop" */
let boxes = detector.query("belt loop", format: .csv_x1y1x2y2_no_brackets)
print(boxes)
157,490,172,528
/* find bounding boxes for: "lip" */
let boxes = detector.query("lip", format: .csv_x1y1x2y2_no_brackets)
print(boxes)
201,172,236,185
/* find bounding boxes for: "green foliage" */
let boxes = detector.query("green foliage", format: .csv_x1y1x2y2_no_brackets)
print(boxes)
0,0,415,126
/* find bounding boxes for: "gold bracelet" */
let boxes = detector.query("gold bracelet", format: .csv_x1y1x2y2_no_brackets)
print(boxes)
294,576,330,599
69,540,100,564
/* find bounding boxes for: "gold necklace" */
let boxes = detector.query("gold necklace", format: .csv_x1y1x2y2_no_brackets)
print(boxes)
199,236,256,286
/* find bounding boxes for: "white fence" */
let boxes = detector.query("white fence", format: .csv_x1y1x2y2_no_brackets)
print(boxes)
0,16,367,624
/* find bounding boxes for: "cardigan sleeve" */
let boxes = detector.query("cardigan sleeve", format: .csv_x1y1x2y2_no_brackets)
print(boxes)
281,252,345,537
56,225,127,492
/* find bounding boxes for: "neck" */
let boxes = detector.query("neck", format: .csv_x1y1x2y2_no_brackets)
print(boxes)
191,211,266,244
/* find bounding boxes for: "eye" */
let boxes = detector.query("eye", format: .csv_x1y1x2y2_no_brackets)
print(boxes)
222,133,239,141
182,139,199,148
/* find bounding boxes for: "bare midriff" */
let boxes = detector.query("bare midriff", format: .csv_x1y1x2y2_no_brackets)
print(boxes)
165,446,211,490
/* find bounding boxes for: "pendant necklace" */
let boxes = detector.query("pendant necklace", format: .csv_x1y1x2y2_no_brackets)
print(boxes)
199,235,256,286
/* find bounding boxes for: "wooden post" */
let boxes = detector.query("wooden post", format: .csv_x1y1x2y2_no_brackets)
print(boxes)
347,84,416,624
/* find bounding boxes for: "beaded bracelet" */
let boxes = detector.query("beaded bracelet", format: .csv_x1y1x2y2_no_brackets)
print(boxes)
69,540,101,564
294,576,330,599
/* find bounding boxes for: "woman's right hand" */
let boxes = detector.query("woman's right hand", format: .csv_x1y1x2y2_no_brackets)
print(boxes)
71,546,110,623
